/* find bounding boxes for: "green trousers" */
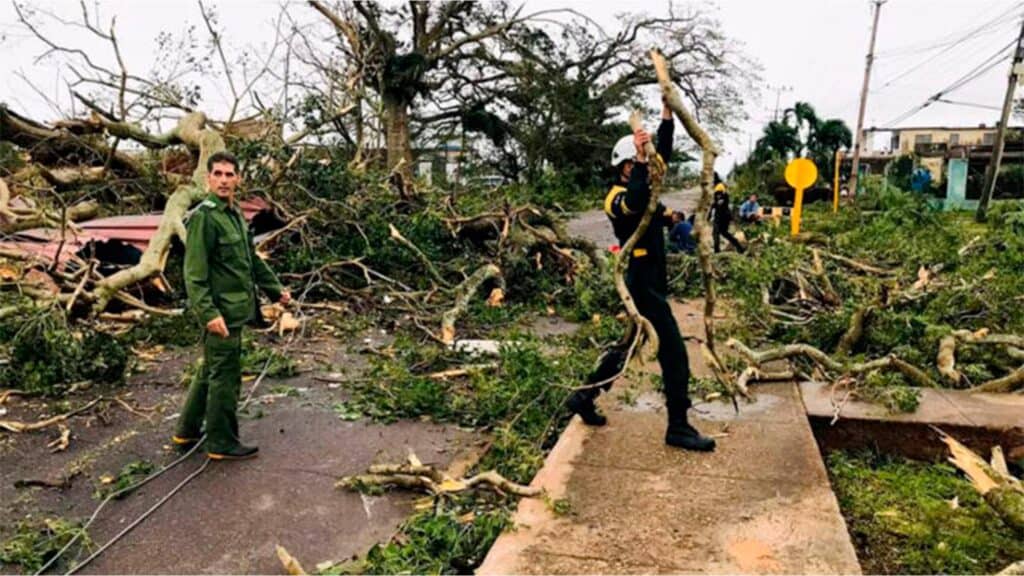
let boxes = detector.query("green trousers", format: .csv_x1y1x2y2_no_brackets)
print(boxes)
176,330,243,453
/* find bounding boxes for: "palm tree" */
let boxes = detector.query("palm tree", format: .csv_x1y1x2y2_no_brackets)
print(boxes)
754,120,800,160
809,119,853,179
784,101,820,157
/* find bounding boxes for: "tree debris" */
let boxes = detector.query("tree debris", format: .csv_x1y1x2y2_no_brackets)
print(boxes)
275,545,307,575
337,454,540,498
0,397,102,433
939,429,1024,533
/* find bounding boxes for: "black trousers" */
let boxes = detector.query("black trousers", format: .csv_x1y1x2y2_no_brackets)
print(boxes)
574,263,692,424
713,223,744,253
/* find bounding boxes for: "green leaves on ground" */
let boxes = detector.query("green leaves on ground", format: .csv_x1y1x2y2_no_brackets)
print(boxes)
828,451,1024,575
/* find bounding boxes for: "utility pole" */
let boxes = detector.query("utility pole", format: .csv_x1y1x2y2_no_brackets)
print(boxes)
848,0,886,198
770,85,792,121
976,14,1024,222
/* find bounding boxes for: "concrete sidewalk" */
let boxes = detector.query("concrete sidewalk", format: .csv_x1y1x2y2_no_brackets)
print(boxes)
479,300,861,574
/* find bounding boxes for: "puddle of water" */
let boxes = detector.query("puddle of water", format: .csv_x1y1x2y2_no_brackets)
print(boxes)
693,393,783,422
616,390,664,413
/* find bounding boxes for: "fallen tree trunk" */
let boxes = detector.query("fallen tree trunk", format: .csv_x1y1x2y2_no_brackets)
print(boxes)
653,49,720,351
0,105,142,174
939,430,1024,533
836,305,871,356
440,263,502,344
0,188,99,235
0,397,102,433
90,112,224,313
971,366,1024,394
727,338,938,388
735,366,795,395
821,251,899,276
337,456,540,498
937,334,964,385
999,560,1024,575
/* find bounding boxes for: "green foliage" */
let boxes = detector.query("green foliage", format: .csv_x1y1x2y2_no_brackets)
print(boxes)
129,311,202,348
0,518,90,573
886,154,914,192
828,451,1024,574
240,334,297,378
995,164,1024,199
860,372,921,413
0,141,25,174
679,186,1024,403
339,339,587,483
0,308,130,395
93,460,156,500
987,199,1024,231
744,101,851,185
363,504,510,575
732,152,786,198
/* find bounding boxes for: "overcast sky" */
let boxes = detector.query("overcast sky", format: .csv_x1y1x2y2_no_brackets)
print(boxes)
1,0,1022,171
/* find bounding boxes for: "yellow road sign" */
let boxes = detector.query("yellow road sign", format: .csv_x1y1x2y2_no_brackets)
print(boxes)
785,158,818,236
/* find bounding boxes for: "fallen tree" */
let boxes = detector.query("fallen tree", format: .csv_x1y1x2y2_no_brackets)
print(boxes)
940,430,1024,534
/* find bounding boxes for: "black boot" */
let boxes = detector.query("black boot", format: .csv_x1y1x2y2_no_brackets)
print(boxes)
207,444,259,460
171,434,201,451
566,390,607,427
665,398,715,452
665,421,716,452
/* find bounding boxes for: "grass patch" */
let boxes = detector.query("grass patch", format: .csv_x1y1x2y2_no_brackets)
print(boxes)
0,518,90,573
827,450,1024,574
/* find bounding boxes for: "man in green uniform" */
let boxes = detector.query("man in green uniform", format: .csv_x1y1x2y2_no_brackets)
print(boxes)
172,151,290,460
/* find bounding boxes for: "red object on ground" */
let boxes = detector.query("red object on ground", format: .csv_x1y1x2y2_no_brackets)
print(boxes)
609,244,621,254
2,196,270,265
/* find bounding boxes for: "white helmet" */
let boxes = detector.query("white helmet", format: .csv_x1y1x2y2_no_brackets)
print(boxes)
610,135,635,167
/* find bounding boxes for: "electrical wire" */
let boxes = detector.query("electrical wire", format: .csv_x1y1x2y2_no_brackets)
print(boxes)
934,97,1004,111
875,6,1022,91
876,1,1023,59
33,439,207,575
36,285,313,575
883,39,1017,127
64,459,212,575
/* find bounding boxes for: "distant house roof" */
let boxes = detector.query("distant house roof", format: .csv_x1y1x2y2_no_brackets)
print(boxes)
866,125,1024,133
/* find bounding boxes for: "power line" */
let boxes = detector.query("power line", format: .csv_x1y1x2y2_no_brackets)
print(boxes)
883,39,1017,127
876,1,1023,58
875,5,1023,91
935,97,1004,111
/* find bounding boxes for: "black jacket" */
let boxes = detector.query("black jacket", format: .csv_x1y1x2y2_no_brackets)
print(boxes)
603,119,674,288
709,191,732,227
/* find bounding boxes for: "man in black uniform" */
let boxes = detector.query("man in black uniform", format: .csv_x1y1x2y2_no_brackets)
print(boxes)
709,183,745,254
566,101,715,452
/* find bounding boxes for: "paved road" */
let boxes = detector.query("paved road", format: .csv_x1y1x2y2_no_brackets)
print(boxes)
566,188,702,249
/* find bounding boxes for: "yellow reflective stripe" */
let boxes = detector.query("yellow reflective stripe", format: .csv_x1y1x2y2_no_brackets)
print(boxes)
632,248,648,257
598,186,622,217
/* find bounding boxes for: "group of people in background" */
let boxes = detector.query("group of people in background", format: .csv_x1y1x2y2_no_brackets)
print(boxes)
666,183,762,255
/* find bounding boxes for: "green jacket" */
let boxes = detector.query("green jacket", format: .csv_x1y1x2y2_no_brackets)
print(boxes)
184,194,283,328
